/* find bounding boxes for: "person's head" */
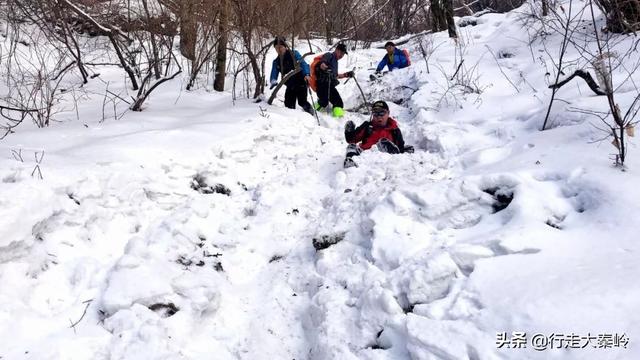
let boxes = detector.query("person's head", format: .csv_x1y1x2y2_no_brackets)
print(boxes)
384,41,396,55
371,100,390,128
273,36,288,55
335,43,348,60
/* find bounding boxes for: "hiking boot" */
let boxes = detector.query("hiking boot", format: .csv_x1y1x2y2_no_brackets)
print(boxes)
333,107,345,118
343,157,357,168
346,143,362,158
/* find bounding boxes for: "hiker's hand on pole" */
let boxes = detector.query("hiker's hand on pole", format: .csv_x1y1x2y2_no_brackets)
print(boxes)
320,63,328,70
304,75,311,83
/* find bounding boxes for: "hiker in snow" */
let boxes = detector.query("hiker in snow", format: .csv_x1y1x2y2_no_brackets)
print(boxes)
312,43,354,118
375,41,410,74
343,100,414,168
269,37,314,115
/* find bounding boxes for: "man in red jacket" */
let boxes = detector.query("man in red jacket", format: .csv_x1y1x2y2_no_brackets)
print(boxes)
343,100,413,168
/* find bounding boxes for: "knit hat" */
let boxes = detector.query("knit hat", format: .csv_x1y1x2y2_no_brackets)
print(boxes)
336,43,348,54
384,41,396,48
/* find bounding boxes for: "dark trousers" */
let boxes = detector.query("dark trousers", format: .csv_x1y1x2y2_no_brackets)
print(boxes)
316,80,344,108
284,83,311,111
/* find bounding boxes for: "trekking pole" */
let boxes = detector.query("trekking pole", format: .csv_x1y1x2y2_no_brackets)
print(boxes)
307,86,321,126
351,75,370,113
306,80,326,146
343,68,369,113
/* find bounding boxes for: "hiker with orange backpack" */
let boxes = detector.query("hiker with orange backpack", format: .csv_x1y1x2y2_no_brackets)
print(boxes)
310,43,354,118
375,41,410,73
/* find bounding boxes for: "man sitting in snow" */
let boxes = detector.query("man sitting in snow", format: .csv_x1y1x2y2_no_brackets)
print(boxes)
375,41,410,73
343,100,414,168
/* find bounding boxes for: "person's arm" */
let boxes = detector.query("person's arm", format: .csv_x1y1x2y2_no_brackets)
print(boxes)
398,50,409,68
294,51,310,76
391,128,405,152
319,52,332,71
346,121,370,143
269,58,280,87
376,56,388,72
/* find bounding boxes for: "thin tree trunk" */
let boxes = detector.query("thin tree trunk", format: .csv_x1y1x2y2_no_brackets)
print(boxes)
444,0,457,38
141,0,161,79
323,1,333,45
214,0,228,92
179,0,196,60
392,0,403,35
243,35,263,98
431,0,446,32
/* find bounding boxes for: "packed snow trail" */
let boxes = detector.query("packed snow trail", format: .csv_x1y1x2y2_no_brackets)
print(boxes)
2,3,640,360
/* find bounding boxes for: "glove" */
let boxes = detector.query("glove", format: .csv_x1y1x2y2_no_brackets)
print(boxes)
269,80,278,89
345,71,355,78
344,120,355,134
344,120,355,142
403,145,415,154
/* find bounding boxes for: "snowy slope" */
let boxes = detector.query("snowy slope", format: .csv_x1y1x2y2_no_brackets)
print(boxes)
1,2,639,360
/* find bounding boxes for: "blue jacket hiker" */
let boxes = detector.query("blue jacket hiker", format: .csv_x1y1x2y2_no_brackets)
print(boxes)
376,41,410,72
269,37,313,115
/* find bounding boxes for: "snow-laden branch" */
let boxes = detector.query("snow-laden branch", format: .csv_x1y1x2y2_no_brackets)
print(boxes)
454,0,481,12
60,0,128,39
340,0,392,35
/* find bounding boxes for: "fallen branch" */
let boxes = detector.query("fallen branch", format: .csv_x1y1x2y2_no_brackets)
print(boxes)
374,31,433,49
450,59,465,80
69,299,92,333
485,45,520,93
549,69,607,95
0,104,40,113
267,48,316,105
1,105,41,139
267,68,302,105
130,69,182,111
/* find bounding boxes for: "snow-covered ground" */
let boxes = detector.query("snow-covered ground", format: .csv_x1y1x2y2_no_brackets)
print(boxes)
1,2,639,359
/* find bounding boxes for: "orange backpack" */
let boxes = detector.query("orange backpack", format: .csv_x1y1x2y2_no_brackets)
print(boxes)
402,49,411,66
309,54,324,92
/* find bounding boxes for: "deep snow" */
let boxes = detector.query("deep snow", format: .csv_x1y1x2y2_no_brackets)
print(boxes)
1,2,639,359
